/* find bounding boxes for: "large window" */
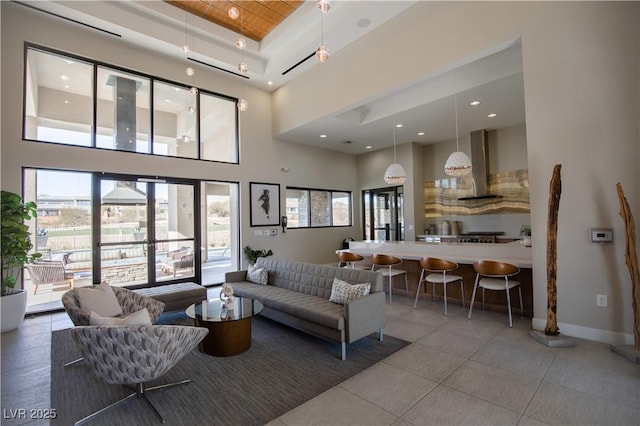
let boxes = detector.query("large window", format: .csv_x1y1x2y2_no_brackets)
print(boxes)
23,169,240,313
286,188,352,229
24,44,239,163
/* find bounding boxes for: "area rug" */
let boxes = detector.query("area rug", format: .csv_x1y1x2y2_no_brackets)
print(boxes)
51,312,408,425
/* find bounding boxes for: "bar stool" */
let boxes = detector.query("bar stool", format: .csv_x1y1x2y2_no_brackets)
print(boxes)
467,260,523,327
370,254,408,304
414,257,464,316
337,251,368,269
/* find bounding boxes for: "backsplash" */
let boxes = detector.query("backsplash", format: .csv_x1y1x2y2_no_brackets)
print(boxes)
424,169,530,217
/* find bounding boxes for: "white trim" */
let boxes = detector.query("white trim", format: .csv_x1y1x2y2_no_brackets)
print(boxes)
532,318,634,346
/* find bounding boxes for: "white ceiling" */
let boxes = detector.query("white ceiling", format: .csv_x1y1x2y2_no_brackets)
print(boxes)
19,0,526,154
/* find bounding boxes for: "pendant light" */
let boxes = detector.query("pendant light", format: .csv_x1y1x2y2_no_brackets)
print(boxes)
384,100,407,184
315,0,330,62
236,13,248,111
444,93,472,176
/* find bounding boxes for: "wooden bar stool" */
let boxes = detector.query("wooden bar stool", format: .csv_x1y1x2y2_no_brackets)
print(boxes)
336,251,368,269
414,257,464,316
467,260,523,327
370,254,408,304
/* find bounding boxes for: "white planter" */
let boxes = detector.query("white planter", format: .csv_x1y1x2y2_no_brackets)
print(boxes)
1,290,27,333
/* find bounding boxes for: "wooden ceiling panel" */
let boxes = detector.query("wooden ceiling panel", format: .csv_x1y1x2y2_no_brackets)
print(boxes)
165,0,305,42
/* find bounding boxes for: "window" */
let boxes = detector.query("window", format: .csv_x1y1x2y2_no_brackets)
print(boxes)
97,67,151,153
286,188,352,228
24,44,239,164
24,48,93,145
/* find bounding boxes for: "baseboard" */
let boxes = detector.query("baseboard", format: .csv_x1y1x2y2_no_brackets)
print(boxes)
532,318,634,346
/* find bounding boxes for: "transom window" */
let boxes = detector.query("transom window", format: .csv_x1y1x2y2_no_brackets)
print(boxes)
23,44,239,163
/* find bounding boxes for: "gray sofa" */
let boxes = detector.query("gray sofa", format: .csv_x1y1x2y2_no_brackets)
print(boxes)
225,257,386,360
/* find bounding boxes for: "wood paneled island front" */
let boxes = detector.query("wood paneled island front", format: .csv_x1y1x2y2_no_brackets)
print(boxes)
345,241,533,317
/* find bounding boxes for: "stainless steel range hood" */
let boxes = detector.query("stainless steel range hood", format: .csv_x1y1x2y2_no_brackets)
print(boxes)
458,129,500,200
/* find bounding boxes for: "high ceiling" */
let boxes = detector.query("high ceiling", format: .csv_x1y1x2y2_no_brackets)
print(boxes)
18,1,526,154
165,0,305,42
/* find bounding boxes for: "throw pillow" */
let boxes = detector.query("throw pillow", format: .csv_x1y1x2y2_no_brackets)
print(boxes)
76,281,123,317
329,277,371,305
89,308,152,326
247,265,268,285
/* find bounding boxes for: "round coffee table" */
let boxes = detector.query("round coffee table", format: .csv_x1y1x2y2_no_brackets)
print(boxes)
186,297,263,357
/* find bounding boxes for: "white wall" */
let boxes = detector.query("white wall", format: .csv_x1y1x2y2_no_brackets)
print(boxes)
275,2,640,344
0,2,360,269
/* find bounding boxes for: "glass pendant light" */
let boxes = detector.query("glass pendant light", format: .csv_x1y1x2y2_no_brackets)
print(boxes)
315,1,330,62
317,0,331,13
384,104,407,184
236,14,248,111
444,93,472,176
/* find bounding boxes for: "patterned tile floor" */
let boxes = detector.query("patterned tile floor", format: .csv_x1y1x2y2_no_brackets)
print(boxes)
2,289,639,425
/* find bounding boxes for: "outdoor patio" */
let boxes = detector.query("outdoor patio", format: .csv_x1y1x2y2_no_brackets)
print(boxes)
23,254,231,314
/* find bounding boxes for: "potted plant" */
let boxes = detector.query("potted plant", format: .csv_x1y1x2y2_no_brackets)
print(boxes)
36,227,48,247
520,224,532,246
1,191,41,333
243,245,273,265
132,225,145,241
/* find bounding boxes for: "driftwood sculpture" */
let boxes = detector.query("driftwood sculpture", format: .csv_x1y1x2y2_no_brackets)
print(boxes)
545,164,562,336
616,183,640,350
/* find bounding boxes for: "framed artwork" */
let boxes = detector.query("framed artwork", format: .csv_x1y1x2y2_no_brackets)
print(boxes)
250,182,280,227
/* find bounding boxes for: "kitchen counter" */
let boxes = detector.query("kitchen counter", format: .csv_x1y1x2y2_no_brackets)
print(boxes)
342,240,533,316
346,240,531,268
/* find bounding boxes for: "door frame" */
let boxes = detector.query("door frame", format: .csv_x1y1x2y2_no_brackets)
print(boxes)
362,186,404,241
93,173,201,287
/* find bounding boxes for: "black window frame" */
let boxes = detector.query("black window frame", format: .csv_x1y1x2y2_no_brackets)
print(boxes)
22,42,240,165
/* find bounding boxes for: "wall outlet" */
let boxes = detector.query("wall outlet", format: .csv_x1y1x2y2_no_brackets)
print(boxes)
270,229,277,235
263,229,270,236
596,294,608,307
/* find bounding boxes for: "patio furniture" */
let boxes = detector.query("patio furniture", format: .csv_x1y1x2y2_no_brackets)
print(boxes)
161,248,194,277
25,260,74,295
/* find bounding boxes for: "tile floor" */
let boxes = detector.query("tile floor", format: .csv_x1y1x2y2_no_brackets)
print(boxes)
2,291,639,425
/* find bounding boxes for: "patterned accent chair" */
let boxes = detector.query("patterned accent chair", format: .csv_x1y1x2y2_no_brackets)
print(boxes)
62,286,165,326
70,325,208,425
61,286,165,367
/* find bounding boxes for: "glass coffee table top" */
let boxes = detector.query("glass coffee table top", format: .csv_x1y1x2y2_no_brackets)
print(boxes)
186,297,263,323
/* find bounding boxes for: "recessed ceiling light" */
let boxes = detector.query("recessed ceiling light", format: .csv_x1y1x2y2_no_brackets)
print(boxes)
470,100,481,106
64,100,69,104
60,75,69,81
395,124,403,128
164,99,172,103
267,81,273,86
417,132,425,136
320,134,327,138
365,145,372,149
64,84,70,89
356,18,371,28
488,113,497,118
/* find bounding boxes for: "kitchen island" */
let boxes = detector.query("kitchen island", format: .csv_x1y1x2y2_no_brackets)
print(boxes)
344,240,533,318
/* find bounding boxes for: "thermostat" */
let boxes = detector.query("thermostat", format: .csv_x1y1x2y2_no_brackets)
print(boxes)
590,228,613,243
